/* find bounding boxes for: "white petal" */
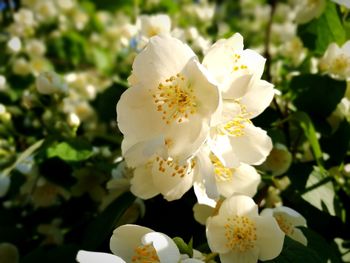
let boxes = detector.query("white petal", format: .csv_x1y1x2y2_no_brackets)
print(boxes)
229,123,273,165
273,206,307,227
216,163,261,198
122,136,167,168
193,203,215,225
219,195,258,218
117,86,165,142
222,74,253,99
195,147,218,199
255,216,285,261
193,180,217,207
142,232,180,263
290,228,307,246
184,59,220,117
241,79,274,118
76,251,125,263
219,248,259,263
110,224,153,261
209,134,240,168
203,33,244,84
151,157,195,201
206,216,231,254
130,164,159,199
239,49,266,79
182,259,205,263
130,35,196,89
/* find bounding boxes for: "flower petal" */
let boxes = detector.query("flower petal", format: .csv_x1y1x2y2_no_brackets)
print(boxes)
219,195,258,218
206,215,231,254
76,251,125,263
130,163,159,199
228,123,273,165
219,248,259,263
130,34,196,89
255,216,285,261
142,232,180,263
110,224,153,261
216,163,261,198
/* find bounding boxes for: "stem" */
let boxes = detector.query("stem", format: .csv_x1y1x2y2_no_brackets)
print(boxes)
264,0,277,83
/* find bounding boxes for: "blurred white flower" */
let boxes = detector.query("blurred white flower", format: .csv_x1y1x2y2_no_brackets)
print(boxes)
77,224,204,263
206,195,285,263
294,0,326,24
319,41,350,80
0,75,7,91
331,0,350,8
259,143,292,176
7,37,22,53
25,39,46,57
139,14,171,38
36,72,68,95
118,35,220,163
12,58,31,76
261,206,307,245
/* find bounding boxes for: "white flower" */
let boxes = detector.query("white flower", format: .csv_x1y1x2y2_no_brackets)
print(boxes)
293,0,326,24
129,152,197,201
206,195,285,263
7,37,22,53
25,39,46,57
12,58,31,76
319,41,350,80
332,0,350,8
117,35,220,162
194,145,261,204
36,72,68,95
139,14,171,38
261,206,307,245
0,174,10,198
203,33,274,167
76,224,204,263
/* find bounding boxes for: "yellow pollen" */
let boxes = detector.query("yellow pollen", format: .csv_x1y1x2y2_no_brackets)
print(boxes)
155,156,195,178
209,153,233,182
224,216,257,252
131,244,160,263
220,100,252,137
275,214,294,235
232,53,248,72
152,73,197,125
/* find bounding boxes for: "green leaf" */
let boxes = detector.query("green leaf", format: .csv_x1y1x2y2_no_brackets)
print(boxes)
263,236,321,263
302,168,335,216
302,228,342,263
290,111,323,167
46,140,92,162
321,120,350,166
91,47,112,73
298,1,346,55
82,191,136,250
290,74,346,118
173,237,193,258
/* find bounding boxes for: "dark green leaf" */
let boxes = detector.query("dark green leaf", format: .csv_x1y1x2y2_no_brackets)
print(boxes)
290,111,323,167
298,1,346,55
263,236,321,263
290,74,346,118
82,191,136,250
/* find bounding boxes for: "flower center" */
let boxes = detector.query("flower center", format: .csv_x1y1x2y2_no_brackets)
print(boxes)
152,73,197,125
131,244,160,263
155,156,195,178
209,153,233,182
331,55,350,75
220,100,251,137
232,53,248,72
224,216,257,252
275,214,294,235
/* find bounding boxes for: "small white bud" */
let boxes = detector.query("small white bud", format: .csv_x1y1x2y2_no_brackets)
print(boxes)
7,37,22,53
36,72,68,95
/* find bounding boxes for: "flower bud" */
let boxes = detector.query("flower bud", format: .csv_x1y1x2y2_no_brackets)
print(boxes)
36,72,68,95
